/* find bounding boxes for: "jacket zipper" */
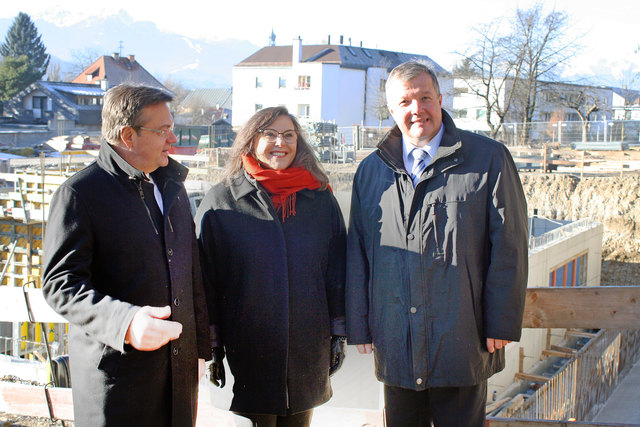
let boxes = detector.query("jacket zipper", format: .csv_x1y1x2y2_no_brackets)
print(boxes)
430,202,444,258
136,181,160,236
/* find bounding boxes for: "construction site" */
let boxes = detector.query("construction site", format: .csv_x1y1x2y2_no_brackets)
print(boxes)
0,142,639,426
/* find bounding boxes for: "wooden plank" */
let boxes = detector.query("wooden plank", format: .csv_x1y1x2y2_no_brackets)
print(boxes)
486,397,511,414
0,287,68,323
0,382,73,421
523,286,640,329
514,372,549,383
541,349,574,359
550,344,577,354
566,329,598,339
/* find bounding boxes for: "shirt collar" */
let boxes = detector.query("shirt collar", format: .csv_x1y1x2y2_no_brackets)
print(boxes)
402,123,445,166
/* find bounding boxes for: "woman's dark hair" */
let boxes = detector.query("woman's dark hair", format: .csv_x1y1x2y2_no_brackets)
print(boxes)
224,106,329,189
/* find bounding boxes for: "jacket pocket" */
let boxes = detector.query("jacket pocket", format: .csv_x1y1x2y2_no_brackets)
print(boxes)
96,345,121,378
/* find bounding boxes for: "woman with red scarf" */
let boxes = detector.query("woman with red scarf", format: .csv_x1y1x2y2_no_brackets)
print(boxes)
195,107,347,427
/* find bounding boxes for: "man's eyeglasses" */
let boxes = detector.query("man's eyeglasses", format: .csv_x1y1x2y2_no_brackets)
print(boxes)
137,126,175,137
258,129,297,144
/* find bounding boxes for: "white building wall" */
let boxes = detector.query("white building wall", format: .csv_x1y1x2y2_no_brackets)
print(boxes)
362,67,393,128
319,64,341,124
233,62,366,127
337,68,366,127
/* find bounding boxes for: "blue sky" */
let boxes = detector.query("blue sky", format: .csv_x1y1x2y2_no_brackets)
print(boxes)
2,0,638,86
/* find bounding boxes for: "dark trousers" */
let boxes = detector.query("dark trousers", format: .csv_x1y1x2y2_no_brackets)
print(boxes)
384,381,487,427
233,409,313,427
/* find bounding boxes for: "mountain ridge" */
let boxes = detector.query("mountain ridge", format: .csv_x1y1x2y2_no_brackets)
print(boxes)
0,10,259,88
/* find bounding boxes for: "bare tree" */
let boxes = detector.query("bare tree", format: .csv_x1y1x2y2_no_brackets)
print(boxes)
547,84,606,141
368,83,389,129
47,59,61,82
510,4,581,141
162,76,189,114
70,47,101,75
454,20,524,140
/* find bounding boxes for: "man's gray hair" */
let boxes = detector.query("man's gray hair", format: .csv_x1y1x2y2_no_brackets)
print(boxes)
101,84,173,144
386,61,441,96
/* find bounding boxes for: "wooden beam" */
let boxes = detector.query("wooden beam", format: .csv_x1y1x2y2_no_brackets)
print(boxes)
523,286,640,329
514,372,549,383
541,349,574,359
486,397,511,414
566,329,598,339
550,344,577,353
0,287,68,323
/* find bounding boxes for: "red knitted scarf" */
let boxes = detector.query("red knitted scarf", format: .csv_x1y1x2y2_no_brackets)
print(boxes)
242,154,321,221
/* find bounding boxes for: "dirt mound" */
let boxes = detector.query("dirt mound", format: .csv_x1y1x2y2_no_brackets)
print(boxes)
521,173,640,262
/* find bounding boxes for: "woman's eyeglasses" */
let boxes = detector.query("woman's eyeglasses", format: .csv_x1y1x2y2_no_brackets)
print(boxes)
258,129,297,144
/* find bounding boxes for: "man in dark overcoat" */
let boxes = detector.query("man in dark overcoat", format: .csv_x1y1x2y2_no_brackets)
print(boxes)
43,84,211,426
346,62,528,426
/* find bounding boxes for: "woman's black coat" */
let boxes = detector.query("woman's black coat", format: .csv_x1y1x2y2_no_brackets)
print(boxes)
195,172,346,415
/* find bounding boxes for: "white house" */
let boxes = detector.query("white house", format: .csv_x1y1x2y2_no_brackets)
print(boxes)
451,77,640,137
232,38,451,128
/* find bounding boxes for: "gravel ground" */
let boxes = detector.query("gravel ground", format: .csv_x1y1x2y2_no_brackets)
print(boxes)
0,412,70,427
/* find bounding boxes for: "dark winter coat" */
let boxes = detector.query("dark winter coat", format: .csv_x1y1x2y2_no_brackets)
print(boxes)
43,142,210,426
194,171,346,415
346,110,528,390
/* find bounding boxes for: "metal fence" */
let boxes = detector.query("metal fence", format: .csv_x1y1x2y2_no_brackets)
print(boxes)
510,329,640,421
528,219,601,252
469,120,640,147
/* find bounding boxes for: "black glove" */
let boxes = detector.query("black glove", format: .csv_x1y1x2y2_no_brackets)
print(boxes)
209,347,226,388
329,336,347,377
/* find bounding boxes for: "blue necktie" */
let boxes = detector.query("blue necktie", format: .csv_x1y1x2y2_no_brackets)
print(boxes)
410,149,429,187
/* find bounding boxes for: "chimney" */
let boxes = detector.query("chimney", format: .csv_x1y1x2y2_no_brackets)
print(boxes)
112,52,120,61
292,37,302,64
339,35,343,45
128,54,135,63
327,35,331,45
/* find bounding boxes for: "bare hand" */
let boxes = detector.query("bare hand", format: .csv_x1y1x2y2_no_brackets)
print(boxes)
198,358,206,382
125,306,182,351
356,343,373,354
486,338,511,353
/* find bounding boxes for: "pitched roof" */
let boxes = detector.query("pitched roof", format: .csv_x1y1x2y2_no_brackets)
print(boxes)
236,44,449,75
71,54,168,91
4,81,103,122
180,88,232,109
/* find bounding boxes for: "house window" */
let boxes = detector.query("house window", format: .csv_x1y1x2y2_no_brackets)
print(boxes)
476,109,485,119
255,104,263,112
255,77,263,88
279,77,287,88
298,104,310,117
297,76,311,89
32,96,47,110
453,109,468,119
549,253,587,287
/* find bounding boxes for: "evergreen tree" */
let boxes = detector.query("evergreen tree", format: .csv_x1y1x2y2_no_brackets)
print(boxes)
0,12,50,82
0,55,37,100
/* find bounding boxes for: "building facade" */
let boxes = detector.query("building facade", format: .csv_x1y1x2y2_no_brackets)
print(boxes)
232,39,452,128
